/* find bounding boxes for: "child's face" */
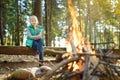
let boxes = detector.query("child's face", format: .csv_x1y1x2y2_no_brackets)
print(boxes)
30,18,37,26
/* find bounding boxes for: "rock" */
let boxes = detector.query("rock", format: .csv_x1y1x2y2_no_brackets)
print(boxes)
40,66,52,72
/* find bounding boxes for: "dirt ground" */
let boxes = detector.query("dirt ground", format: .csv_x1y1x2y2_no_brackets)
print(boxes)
0,55,56,80
1,54,120,80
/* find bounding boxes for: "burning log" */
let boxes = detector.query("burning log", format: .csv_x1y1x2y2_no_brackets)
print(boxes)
82,55,90,80
38,50,120,80
41,56,80,80
61,71,83,80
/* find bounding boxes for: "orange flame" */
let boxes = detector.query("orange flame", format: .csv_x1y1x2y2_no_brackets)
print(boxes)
66,0,98,72
67,0,84,53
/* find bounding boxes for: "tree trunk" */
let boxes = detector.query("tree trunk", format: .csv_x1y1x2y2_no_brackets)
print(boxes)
33,0,42,25
0,46,66,56
15,0,20,45
0,0,4,45
87,0,92,42
45,0,52,46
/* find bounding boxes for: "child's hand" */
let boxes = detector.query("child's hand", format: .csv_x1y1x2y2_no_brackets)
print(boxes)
36,35,41,40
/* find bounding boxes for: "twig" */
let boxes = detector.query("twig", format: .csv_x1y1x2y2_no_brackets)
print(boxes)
105,43,117,55
76,53,120,59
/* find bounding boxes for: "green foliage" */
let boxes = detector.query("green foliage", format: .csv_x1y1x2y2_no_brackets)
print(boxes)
1,0,120,48
2,0,32,45
51,0,68,39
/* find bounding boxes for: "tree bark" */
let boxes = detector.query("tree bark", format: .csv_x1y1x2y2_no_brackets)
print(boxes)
33,0,42,25
0,0,4,45
45,0,52,46
15,0,20,45
0,46,66,55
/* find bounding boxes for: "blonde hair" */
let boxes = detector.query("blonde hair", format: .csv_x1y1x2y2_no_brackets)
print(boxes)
30,15,39,25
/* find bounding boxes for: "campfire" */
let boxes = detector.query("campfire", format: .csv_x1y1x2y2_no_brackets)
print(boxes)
61,0,99,79
41,0,120,80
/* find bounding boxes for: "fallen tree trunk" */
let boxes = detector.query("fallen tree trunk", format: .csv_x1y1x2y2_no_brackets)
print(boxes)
0,46,66,56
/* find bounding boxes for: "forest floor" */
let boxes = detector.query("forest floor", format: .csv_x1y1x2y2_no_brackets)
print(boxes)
1,54,120,80
0,55,56,80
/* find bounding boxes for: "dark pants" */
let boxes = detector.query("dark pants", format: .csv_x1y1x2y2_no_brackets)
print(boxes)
32,39,44,60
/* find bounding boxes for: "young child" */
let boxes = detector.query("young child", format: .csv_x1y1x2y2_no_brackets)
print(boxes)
26,15,44,61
